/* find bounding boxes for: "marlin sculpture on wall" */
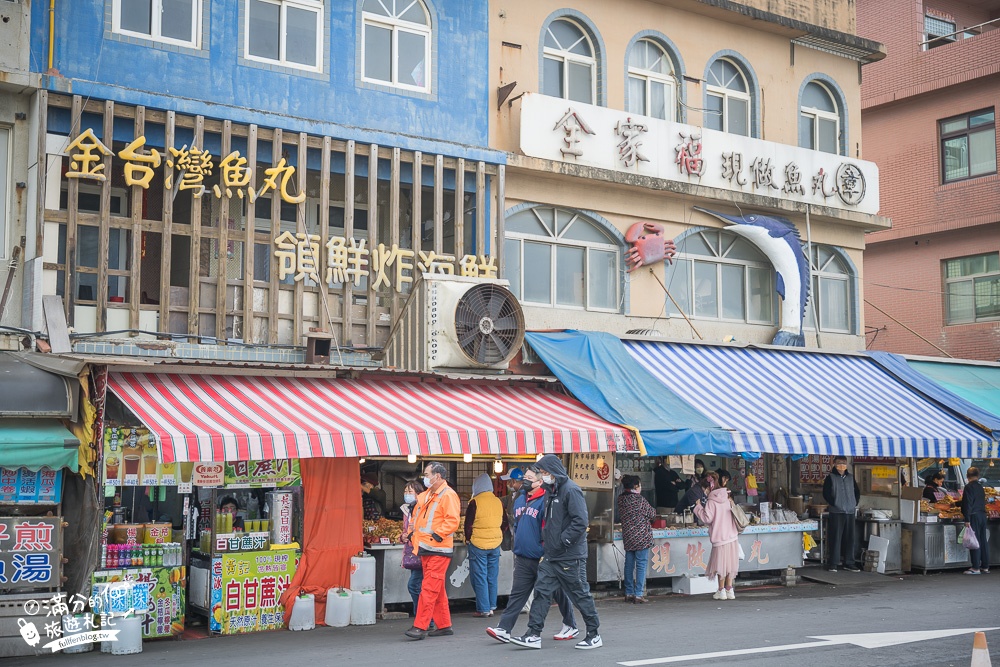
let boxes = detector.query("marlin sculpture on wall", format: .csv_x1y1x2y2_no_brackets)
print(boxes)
693,207,810,347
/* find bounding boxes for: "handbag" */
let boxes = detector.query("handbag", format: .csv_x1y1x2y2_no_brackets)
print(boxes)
402,540,422,570
730,500,750,533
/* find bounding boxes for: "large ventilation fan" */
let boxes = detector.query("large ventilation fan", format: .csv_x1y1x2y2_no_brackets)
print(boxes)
380,274,526,372
454,283,525,365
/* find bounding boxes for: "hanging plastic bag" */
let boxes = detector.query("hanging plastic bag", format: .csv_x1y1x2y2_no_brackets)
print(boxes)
803,533,817,552
963,527,980,551
738,542,746,561
958,526,967,545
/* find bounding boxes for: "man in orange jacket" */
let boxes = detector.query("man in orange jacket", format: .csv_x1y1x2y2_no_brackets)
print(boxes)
405,461,460,640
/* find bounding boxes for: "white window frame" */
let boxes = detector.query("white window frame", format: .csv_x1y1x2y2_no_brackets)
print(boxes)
804,246,853,334
542,19,597,105
943,252,1000,325
505,208,620,313
244,0,324,73
361,1,432,93
627,40,675,121
671,230,776,325
706,59,751,136
800,82,841,155
112,0,202,49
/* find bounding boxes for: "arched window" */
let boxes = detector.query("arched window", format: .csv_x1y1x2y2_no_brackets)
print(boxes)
542,19,596,104
627,39,675,121
362,0,431,92
667,229,776,324
799,81,840,154
504,207,621,311
804,245,854,333
705,58,750,136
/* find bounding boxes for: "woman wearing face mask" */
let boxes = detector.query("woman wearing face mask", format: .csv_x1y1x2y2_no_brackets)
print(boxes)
693,471,740,600
686,459,706,489
400,479,427,617
618,475,655,603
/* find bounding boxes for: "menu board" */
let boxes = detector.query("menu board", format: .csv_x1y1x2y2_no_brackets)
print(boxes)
224,460,300,488
103,426,189,488
0,468,63,504
570,452,613,490
798,455,835,485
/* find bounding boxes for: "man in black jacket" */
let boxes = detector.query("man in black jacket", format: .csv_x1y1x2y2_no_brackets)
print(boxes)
961,467,989,574
510,454,602,651
822,457,861,572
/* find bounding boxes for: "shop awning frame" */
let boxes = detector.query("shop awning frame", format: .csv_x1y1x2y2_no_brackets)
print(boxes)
623,340,997,459
0,419,80,472
107,372,637,463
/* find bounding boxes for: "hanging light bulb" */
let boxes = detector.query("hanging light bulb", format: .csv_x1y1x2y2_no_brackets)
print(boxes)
596,456,606,469
536,453,544,461
359,458,366,464
407,453,417,464
463,453,473,463
494,458,504,474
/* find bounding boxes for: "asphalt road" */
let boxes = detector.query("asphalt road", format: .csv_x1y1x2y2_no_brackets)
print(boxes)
25,568,1000,666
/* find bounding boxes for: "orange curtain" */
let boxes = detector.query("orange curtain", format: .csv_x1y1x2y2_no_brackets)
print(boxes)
281,457,363,626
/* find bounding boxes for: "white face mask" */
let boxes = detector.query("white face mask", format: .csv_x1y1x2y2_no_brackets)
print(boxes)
404,493,417,504
541,474,554,485
423,476,433,488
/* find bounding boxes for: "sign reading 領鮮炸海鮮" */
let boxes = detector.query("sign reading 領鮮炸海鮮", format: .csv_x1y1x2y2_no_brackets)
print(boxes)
519,93,880,216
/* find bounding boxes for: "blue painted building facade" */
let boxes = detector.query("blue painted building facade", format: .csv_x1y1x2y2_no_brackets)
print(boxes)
22,1,505,352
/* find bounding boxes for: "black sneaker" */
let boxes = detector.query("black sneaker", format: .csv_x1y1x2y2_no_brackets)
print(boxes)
510,634,541,649
428,627,454,637
843,565,860,572
404,627,427,640
575,633,603,650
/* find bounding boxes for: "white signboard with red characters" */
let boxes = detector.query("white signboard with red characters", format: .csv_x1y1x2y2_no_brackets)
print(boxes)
192,463,225,487
0,517,62,589
571,452,614,490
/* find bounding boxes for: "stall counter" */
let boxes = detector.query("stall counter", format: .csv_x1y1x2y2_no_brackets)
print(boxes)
904,519,1000,573
589,522,818,583
366,544,514,615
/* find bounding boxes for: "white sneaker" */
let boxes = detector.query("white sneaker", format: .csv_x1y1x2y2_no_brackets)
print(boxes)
486,626,510,643
554,625,579,640
712,590,726,600
510,634,541,650
575,634,603,650
726,588,735,600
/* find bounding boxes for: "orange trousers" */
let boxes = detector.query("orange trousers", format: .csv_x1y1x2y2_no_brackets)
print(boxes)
415,554,452,631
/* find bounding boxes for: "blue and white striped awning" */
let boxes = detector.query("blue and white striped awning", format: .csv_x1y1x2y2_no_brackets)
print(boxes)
624,340,997,458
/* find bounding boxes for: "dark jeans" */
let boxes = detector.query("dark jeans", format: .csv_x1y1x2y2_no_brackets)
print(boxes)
407,568,423,614
969,513,991,570
497,555,575,633
827,512,856,568
527,558,599,637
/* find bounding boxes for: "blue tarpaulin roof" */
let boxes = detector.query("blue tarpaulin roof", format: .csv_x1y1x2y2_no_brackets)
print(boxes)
523,331,735,456
625,341,997,458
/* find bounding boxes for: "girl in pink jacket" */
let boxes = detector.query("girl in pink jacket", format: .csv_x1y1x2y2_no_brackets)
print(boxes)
692,471,740,600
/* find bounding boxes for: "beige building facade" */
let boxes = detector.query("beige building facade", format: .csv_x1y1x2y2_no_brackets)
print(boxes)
490,0,888,350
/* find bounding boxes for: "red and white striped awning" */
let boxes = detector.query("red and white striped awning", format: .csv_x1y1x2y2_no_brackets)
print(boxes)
107,372,636,463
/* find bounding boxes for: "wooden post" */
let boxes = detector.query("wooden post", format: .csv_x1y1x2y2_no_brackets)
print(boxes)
242,124,258,343
215,120,232,342
96,100,114,331
454,158,465,259
129,105,145,331
268,129,282,344
187,115,205,338
64,95,82,323
343,140,355,346
159,111,175,332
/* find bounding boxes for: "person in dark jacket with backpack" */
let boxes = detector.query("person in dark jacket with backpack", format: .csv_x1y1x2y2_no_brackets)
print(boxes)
822,457,861,572
486,468,577,643
510,455,602,651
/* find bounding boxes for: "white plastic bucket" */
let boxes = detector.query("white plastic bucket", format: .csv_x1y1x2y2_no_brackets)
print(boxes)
110,615,143,655
288,594,315,631
61,614,93,654
325,588,352,628
350,590,376,626
350,554,376,592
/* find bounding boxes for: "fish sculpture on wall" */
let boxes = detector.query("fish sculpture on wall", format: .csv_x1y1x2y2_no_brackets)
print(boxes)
692,207,810,347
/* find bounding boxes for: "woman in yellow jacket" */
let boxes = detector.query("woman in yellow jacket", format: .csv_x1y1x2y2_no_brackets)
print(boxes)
465,473,510,617
406,462,461,640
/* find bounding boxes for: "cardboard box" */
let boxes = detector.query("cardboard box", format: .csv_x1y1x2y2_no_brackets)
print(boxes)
671,575,719,596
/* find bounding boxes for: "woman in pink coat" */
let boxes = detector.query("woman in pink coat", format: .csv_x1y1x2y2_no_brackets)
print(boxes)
692,471,740,600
